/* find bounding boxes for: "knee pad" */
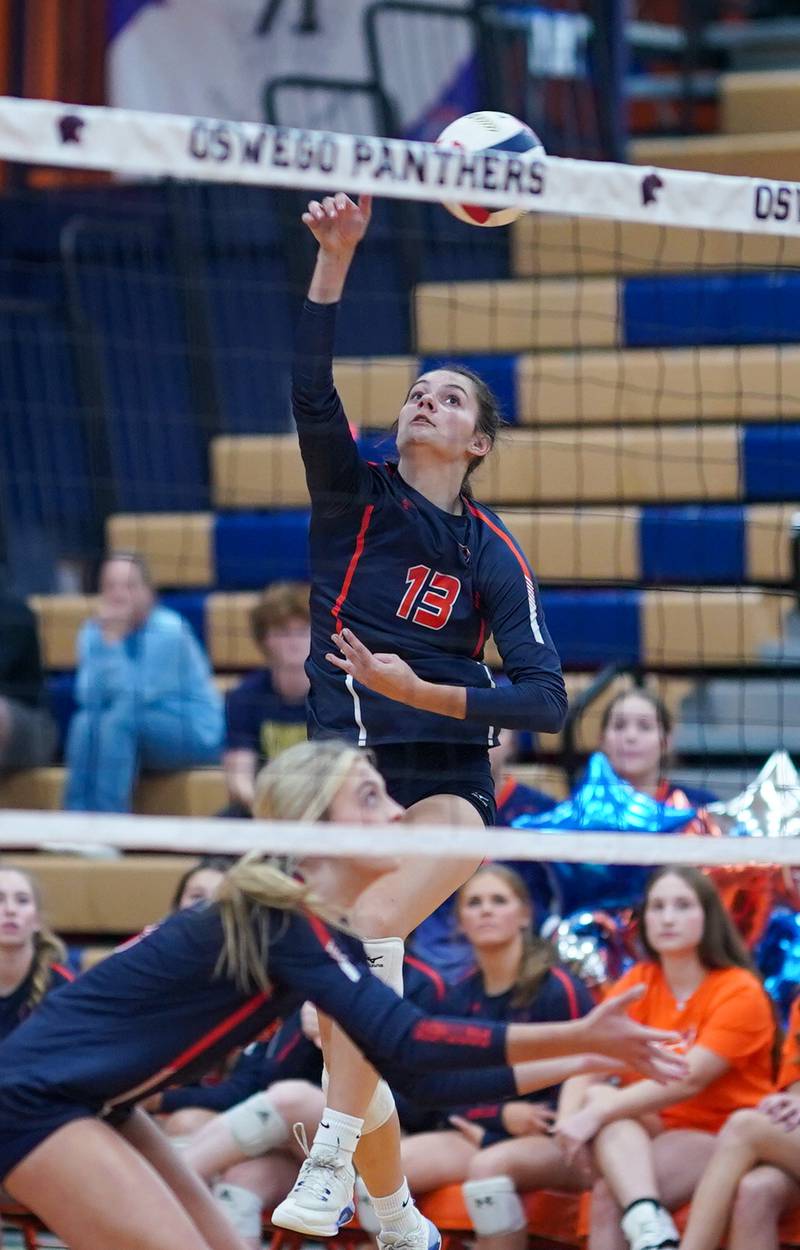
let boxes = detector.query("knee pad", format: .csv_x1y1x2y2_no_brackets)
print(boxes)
212,1181,264,1240
463,1176,526,1236
363,937,404,994
222,1092,289,1158
355,1176,381,1236
361,1079,396,1135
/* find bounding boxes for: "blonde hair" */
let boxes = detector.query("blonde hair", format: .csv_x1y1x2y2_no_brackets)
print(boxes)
217,739,363,990
457,864,556,1009
0,867,67,1011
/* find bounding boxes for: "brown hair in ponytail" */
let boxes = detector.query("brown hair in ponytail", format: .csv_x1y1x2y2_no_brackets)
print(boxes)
456,863,556,1009
215,738,364,991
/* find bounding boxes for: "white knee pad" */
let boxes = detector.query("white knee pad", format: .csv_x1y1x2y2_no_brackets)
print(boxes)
222,1092,289,1157
363,937,404,994
463,1176,527,1236
212,1181,264,1239
355,1176,381,1236
361,1079,396,1134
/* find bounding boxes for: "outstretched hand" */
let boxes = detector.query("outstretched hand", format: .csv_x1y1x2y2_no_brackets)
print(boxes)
302,192,372,258
582,985,690,1084
327,627,420,706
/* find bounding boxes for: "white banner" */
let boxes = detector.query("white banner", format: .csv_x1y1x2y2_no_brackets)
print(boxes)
2,94,800,236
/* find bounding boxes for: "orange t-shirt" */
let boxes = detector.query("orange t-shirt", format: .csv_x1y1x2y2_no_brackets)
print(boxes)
778,996,800,1091
608,962,775,1133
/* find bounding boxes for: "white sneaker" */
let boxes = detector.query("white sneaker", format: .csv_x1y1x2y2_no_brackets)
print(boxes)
378,1214,442,1250
271,1130,356,1238
621,1201,679,1250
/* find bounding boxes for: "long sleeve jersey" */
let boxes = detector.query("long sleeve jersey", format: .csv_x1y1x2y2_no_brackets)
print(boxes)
293,300,567,747
0,904,525,1123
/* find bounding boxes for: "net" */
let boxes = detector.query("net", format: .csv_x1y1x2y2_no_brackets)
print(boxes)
0,93,799,817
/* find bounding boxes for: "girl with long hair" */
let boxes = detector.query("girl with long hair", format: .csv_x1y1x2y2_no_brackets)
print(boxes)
0,866,72,1037
274,189,567,1245
0,740,684,1250
554,866,775,1250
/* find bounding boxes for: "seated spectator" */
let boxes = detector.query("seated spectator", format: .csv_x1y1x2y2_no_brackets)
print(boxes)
399,865,593,1230
679,990,800,1250
599,689,718,809
64,552,223,813
221,582,309,817
410,734,557,975
0,866,72,1038
556,866,775,1250
0,577,57,772
171,857,232,912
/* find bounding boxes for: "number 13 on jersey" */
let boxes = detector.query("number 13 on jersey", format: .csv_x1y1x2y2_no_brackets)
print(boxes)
396,565,461,631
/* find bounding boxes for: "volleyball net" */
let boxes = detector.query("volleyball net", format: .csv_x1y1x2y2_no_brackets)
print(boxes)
1,95,800,853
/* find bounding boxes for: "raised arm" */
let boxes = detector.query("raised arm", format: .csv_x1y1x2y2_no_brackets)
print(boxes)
293,194,374,511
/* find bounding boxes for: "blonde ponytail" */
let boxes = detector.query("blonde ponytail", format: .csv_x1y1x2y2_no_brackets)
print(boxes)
217,738,365,990
27,927,67,1012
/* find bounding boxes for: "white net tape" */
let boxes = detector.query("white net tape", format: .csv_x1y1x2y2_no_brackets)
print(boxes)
0,810,799,866
0,94,798,236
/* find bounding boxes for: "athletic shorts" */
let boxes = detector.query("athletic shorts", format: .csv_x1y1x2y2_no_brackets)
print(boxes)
0,1086,96,1182
369,742,496,827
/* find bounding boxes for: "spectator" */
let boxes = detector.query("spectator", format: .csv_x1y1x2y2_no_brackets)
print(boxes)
0,577,57,772
221,582,309,817
64,552,223,812
0,866,72,1038
679,989,800,1250
399,864,594,1237
599,689,718,809
556,866,775,1250
171,857,233,912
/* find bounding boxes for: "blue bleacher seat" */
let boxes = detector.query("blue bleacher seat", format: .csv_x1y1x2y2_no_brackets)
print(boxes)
743,424,800,502
539,588,641,668
214,512,311,590
640,506,745,584
158,592,208,647
624,272,800,348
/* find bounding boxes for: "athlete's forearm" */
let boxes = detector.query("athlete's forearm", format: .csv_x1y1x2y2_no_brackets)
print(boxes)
407,677,466,719
308,249,356,303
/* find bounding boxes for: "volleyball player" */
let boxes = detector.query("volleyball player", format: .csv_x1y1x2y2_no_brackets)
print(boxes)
0,741,685,1250
274,189,567,1241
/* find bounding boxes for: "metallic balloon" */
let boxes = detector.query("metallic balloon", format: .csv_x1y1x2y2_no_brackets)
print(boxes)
707,750,800,839
550,909,631,988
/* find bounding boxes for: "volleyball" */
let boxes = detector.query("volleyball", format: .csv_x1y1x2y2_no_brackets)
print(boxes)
436,110,545,227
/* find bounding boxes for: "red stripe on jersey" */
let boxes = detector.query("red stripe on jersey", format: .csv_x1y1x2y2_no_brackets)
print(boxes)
495,776,516,811
471,612,486,659
412,1018,494,1048
404,952,446,1003
274,1029,302,1065
465,500,530,581
168,990,271,1071
551,966,580,1019
50,963,75,982
331,504,374,631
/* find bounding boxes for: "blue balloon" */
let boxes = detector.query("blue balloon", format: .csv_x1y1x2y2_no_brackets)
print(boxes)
756,909,800,1022
513,753,697,916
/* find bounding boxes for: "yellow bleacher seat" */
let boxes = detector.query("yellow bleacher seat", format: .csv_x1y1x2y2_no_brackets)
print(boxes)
510,763,568,800
747,504,796,582
537,674,693,756
641,588,793,666
630,131,800,180
0,767,228,818
212,433,309,509
335,357,418,427
517,345,800,426
206,592,261,669
0,852,190,934
478,425,739,505
496,507,640,581
511,215,800,279
414,278,619,355
106,513,213,588
28,594,93,669
722,70,800,136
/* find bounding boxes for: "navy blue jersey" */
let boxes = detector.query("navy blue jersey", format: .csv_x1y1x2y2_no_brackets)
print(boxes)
294,300,567,747
0,962,72,1042
224,669,307,762
160,1010,322,1114
160,952,445,1113
0,904,519,1121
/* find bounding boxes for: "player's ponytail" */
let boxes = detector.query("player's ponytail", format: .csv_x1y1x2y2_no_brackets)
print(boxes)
216,738,363,990
27,927,68,1011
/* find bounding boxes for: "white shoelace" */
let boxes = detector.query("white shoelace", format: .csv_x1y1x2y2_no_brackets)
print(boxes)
290,1121,349,1203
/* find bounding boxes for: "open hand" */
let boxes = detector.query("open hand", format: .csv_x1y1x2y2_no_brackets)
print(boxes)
501,1102,557,1137
327,628,419,705
302,193,372,258
581,986,689,1084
